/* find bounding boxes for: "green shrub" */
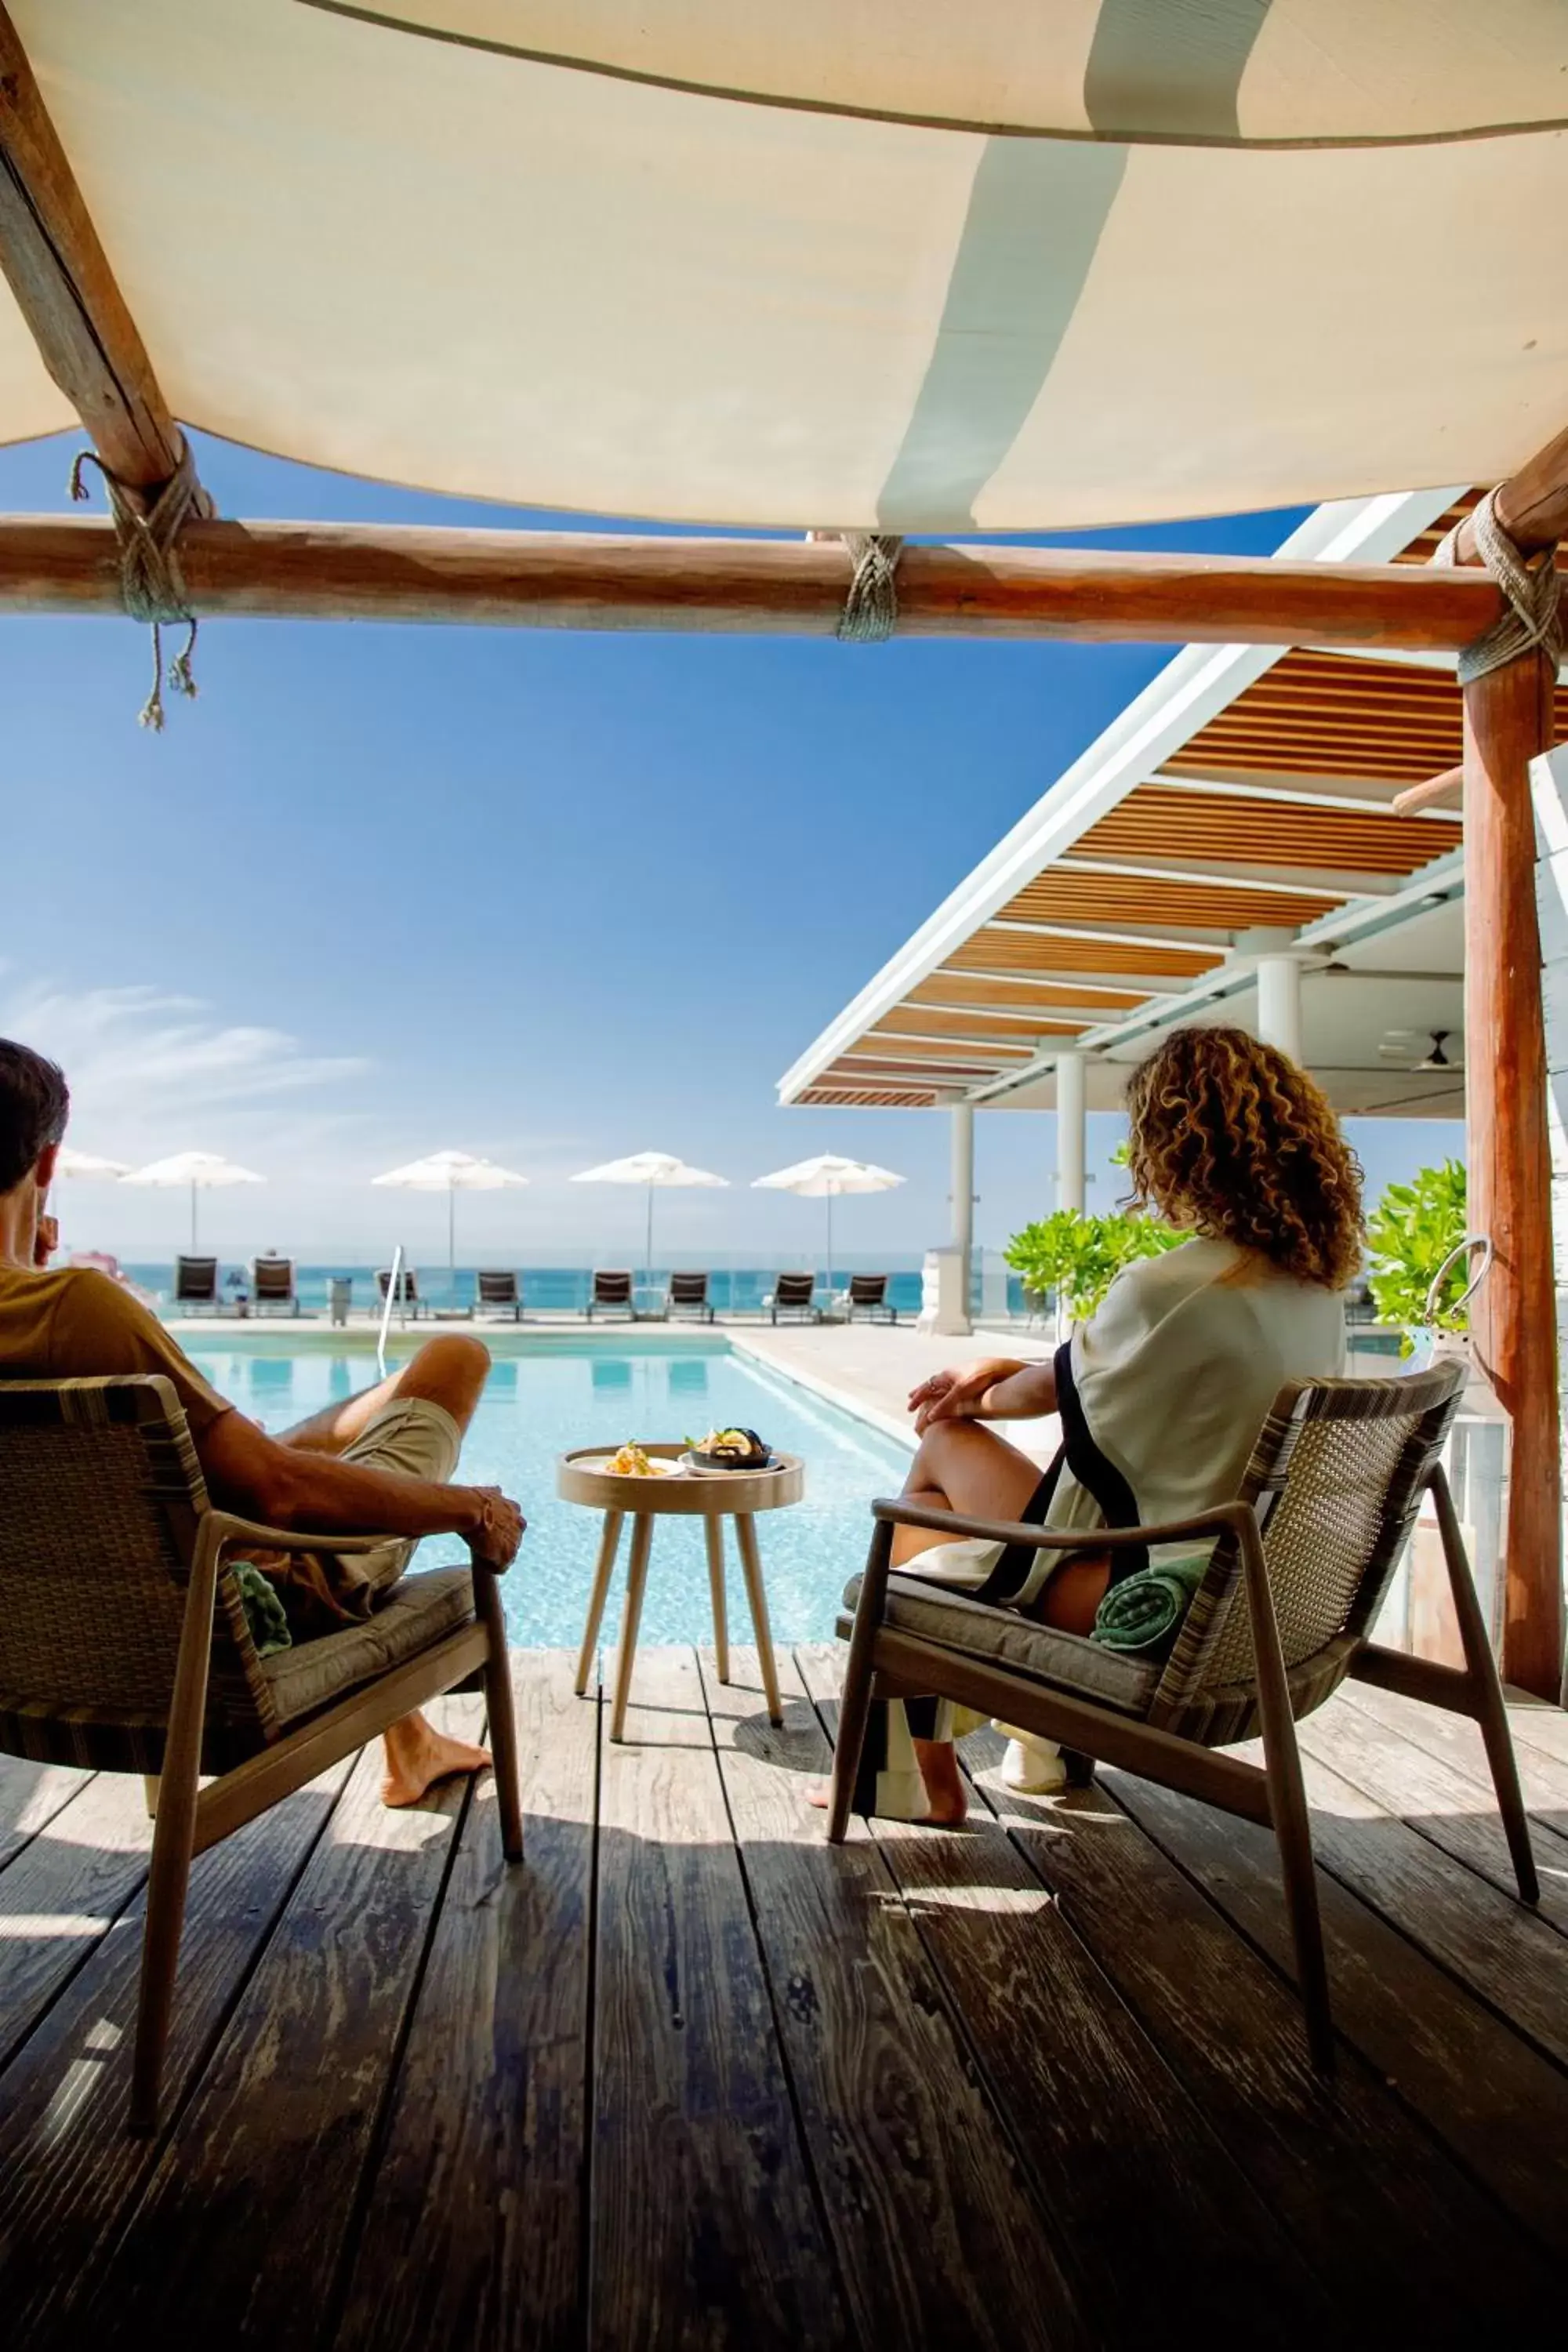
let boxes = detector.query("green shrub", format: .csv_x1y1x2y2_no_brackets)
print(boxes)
1004,1208,1183,1323
1365,1160,1471,1333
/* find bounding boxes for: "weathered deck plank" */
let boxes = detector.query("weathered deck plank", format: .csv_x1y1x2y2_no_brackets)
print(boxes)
0,1757,353,2349
1098,1756,1568,2264
703,1648,1087,2352
590,1646,848,2352
69,1709,477,2347
788,1647,1334,2347
1298,1693,1568,1935
333,1656,596,2352
0,1755,93,1873
933,1707,1563,2323
0,1768,151,2067
1338,1678,1568,1837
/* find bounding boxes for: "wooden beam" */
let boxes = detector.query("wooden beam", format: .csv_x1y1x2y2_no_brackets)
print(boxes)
1454,424,1568,566
0,8,194,492
1391,766,1465,817
1461,652,1563,1699
0,515,1559,649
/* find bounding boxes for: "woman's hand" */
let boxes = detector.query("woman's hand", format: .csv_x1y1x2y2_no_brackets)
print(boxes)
908,1357,1027,1434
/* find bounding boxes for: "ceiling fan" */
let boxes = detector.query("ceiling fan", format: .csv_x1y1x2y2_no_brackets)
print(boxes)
1374,1028,1463,1071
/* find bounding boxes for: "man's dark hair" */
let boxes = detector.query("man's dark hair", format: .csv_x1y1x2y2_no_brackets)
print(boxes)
0,1040,69,1192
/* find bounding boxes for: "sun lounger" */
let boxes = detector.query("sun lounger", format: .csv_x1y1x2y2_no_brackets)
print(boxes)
476,1269,524,1320
173,1255,220,1313
250,1256,298,1316
667,1271,714,1323
376,1266,425,1317
764,1272,818,1324
587,1269,635,1319
0,1374,521,2132
844,1272,897,1324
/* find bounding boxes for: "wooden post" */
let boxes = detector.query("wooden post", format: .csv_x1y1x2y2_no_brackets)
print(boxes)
1462,646,1563,1697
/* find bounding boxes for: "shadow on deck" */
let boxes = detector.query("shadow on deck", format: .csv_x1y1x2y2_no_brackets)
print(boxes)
0,1646,1564,2349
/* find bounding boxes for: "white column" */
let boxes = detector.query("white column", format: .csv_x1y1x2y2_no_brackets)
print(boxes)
1257,954,1304,1064
1055,1051,1087,1214
949,1102,975,1335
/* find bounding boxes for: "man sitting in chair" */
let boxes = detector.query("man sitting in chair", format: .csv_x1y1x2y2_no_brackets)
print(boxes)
0,1038,525,1809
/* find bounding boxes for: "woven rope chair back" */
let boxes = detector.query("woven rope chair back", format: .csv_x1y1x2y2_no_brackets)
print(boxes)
0,1377,267,1748
1149,1362,1463,1744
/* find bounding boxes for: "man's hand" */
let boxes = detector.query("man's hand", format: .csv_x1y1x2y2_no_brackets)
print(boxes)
908,1357,1028,1435
32,1212,58,1269
465,1487,526,1572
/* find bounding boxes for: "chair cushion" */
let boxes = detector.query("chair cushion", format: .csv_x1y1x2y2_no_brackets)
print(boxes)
260,1566,475,1724
840,1571,1159,1717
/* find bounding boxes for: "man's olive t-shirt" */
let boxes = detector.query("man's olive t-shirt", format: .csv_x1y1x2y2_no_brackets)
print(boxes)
0,1265,233,1433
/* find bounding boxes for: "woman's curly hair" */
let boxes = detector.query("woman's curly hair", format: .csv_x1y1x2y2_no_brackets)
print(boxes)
1123,1026,1363,1290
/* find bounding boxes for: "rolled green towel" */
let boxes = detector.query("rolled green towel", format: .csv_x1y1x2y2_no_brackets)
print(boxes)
1091,1552,1210,1654
231,1561,292,1659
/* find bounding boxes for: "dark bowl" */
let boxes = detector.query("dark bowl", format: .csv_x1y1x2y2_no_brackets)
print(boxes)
688,1435,775,1472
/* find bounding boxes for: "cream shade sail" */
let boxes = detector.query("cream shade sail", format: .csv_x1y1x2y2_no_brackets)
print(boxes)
5,1,1566,532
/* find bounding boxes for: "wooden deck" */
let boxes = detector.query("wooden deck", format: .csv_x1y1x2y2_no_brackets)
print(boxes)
2,1644,1565,2350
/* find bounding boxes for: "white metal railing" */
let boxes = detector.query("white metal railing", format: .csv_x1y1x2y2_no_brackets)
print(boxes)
376,1241,405,1379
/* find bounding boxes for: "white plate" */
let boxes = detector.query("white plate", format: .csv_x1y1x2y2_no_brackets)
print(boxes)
583,1454,686,1479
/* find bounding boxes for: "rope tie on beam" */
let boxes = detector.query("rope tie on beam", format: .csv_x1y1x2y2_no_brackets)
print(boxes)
68,436,207,729
1435,488,1562,685
809,530,905,642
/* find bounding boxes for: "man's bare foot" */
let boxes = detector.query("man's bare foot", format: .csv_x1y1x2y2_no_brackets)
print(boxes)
381,1710,492,1808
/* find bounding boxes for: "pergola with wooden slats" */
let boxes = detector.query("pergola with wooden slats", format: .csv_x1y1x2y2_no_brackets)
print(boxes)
0,3,1562,1692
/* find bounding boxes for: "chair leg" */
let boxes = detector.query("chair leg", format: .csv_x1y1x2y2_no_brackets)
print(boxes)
704,1515,731,1683
1430,1466,1539,1903
130,1751,200,2136
575,1509,624,1697
827,1522,893,1844
474,1570,524,1864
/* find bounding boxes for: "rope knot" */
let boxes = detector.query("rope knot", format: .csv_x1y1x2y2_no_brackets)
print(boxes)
814,530,904,643
68,436,209,729
1435,488,1562,686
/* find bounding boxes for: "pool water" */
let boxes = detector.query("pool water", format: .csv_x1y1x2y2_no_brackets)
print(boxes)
189,1339,913,1648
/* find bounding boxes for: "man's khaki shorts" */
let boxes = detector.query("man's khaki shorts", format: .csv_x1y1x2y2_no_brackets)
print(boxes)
339,1393,463,1603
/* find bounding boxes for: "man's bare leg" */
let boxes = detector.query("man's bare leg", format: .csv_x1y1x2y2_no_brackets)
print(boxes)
278,1336,499,1806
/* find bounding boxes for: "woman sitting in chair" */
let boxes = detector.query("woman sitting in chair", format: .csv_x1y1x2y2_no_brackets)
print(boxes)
835,1024,1363,1826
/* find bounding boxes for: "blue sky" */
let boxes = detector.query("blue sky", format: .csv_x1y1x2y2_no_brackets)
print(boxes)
2,429,1461,1266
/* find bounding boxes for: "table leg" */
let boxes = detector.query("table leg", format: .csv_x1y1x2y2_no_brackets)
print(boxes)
704,1515,730,1683
609,1515,654,1743
733,1512,782,1726
575,1508,624,1697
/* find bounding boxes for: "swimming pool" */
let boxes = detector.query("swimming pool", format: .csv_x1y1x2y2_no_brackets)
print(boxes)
187,1337,913,1647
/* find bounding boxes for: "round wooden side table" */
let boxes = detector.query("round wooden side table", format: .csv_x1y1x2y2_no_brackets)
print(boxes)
558,1443,804,1740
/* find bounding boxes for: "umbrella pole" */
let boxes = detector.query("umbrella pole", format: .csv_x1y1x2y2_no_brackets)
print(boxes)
448,1185,456,1276
191,1180,198,1254
646,1183,654,1275
826,1192,833,1305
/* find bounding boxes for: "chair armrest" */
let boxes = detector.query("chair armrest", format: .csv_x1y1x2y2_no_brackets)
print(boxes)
869,1494,1251,1555
202,1510,409,1558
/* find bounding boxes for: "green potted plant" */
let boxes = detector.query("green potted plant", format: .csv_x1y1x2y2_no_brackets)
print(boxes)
1004,1207,1181,1324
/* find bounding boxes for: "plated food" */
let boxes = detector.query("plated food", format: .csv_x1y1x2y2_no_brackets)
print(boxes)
685,1425,775,1471
601,1442,681,1479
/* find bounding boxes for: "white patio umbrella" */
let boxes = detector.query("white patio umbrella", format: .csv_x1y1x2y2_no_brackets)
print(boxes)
371,1149,529,1271
571,1151,728,1272
53,1146,132,1180
752,1153,906,1298
121,1151,264,1250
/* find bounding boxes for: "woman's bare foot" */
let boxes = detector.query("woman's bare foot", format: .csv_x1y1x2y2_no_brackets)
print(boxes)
381,1710,492,1808
806,1736,967,1828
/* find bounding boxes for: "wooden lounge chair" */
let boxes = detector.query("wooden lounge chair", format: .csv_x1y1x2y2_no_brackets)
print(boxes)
764,1272,818,1324
376,1265,424,1318
667,1271,714,1323
844,1272,897,1324
475,1269,524,1320
249,1255,297,1316
587,1269,634,1320
172,1255,220,1313
0,1375,522,2135
829,1363,1537,2071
